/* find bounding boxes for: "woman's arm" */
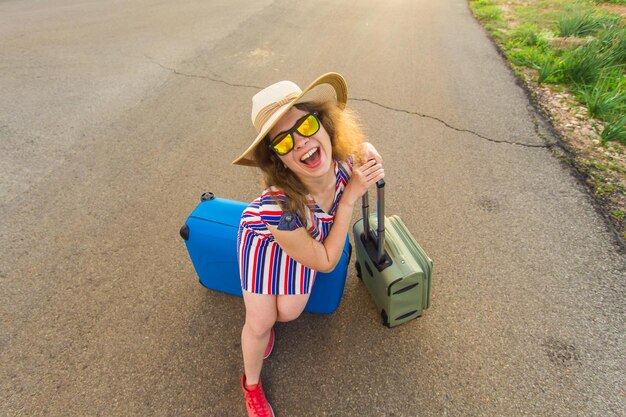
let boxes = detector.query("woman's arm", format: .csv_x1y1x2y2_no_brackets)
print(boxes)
267,159,384,273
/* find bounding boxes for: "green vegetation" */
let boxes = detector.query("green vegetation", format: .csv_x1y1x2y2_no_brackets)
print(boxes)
471,0,626,237
475,5,504,21
469,0,626,144
475,0,502,21
537,57,564,83
594,114,626,142
577,75,626,119
556,7,618,36
612,210,625,219
595,183,616,195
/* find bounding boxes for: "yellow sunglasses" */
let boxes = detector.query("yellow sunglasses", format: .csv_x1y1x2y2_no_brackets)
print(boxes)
269,112,321,156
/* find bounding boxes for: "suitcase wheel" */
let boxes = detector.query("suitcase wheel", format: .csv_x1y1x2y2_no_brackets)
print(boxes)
381,309,390,327
180,224,190,241
355,261,362,280
201,192,215,202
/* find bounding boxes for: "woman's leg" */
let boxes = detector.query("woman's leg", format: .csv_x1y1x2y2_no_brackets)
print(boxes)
276,293,311,322
241,291,277,386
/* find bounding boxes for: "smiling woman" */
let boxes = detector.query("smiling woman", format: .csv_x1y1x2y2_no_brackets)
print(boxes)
231,72,384,417
253,101,365,222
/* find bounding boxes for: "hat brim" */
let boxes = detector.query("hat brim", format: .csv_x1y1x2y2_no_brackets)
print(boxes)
232,72,348,167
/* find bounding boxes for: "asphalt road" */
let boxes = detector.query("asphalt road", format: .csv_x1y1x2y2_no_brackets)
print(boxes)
1,0,624,416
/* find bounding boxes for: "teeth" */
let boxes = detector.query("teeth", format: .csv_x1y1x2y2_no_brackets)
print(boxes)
300,148,317,161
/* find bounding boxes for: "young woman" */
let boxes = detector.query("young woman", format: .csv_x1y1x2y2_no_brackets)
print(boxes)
232,73,384,417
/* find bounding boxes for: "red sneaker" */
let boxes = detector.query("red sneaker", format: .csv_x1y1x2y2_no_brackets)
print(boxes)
242,375,275,417
263,328,275,360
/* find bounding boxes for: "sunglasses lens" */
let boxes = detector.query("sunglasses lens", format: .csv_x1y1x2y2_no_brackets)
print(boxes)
271,134,294,155
297,114,320,137
270,113,320,156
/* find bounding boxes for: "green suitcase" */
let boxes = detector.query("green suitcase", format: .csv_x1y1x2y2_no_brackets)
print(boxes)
353,180,433,327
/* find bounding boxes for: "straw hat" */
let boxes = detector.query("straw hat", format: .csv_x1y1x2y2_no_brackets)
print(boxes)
232,72,348,166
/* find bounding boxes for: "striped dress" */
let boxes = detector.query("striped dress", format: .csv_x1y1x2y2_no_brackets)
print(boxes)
237,159,353,295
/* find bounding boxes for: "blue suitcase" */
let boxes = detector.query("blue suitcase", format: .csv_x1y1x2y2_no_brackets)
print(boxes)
180,192,351,314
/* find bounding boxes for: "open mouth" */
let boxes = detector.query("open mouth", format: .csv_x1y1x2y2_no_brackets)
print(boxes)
300,147,321,167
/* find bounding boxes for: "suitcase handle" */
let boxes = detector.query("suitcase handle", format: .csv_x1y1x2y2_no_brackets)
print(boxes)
361,179,388,265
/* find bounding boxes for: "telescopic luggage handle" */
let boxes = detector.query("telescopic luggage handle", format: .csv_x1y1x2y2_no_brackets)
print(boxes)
361,179,391,269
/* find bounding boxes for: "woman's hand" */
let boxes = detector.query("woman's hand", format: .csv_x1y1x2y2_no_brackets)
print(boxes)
269,158,383,273
268,146,383,273
360,142,383,165
342,159,385,206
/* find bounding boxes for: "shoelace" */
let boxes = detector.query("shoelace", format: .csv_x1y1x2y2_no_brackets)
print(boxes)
246,389,270,416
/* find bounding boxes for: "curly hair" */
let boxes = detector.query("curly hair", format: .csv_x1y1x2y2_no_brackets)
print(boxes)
252,101,366,223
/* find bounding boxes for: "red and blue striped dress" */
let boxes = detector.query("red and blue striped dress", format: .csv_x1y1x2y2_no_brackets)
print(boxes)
237,159,353,295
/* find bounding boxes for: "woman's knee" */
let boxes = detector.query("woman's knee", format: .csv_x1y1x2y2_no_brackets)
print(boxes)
244,312,276,336
276,294,309,322
276,305,305,322
242,292,277,336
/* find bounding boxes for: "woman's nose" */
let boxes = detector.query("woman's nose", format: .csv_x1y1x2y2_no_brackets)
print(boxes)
293,132,309,149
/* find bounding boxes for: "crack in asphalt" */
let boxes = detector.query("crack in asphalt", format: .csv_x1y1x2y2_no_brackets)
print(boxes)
147,56,264,90
147,56,550,149
350,97,549,148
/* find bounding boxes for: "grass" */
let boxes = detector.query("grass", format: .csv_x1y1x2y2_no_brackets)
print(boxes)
595,25,626,64
595,183,616,195
471,0,505,21
476,5,504,20
470,0,625,143
508,46,547,68
510,23,552,49
469,0,626,237
594,115,626,143
556,7,618,36
561,43,616,85
538,57,565,83
576,74,626,119
612,210,625,219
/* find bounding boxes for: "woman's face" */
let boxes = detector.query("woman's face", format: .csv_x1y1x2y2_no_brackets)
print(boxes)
268,107,333,180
